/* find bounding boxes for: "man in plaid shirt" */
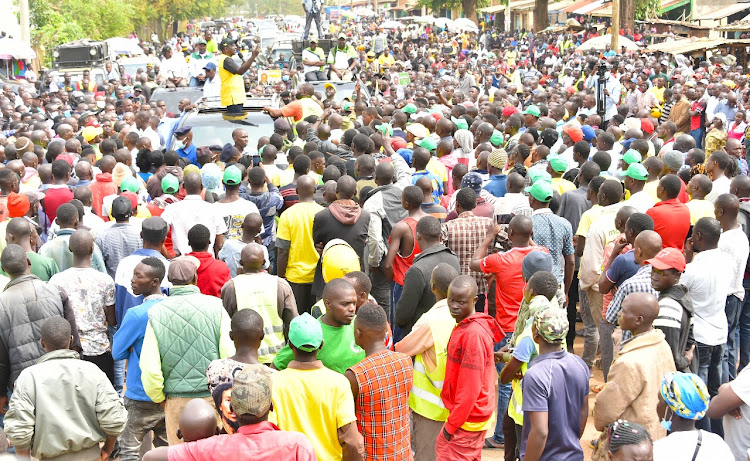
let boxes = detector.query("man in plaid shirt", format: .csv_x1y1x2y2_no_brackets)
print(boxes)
441,188,493,312
604,231,663,342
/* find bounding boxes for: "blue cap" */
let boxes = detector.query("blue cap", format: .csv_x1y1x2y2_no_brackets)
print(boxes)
174,125,192,137
203,62,217,70
581,125,595,141
397,148,413,166
221,143,235,162
461,172,483,194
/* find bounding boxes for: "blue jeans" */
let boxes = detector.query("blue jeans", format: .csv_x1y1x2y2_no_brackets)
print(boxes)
690,128,705,149
391,282,404,343
696,342,724,435
110,325,125,396
739,284,750,372
188,77,201,87
723,295,742,382
491,332,513,444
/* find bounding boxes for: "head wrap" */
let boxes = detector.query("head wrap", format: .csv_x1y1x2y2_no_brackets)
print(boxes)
660,372,710,421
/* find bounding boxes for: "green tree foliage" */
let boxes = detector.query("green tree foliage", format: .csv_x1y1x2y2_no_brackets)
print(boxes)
417,0,489,25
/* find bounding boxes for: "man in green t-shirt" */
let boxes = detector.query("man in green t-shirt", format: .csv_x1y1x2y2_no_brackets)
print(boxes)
273,278,365,373
4,218,59,281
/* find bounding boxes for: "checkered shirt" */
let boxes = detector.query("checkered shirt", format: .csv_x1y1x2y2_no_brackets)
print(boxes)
441,211,493,295
349,350,414,460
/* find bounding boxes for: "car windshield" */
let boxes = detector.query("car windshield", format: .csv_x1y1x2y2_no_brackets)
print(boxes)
309,81,367,103
271,48,293,62
177,112,275,155
150,88,204,114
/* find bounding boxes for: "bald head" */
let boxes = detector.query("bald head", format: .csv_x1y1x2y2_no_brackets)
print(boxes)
731,175,750,198
184,172,202,195
716,193,740,224
5,217,31,246
415,176,433,196
336,175,357,201
240,243,266,272
296,175,316,199
509,215,533,239
634,230,662,263
622,292,660,328
374,162,394,186
69,229,94,257
178,399,217,443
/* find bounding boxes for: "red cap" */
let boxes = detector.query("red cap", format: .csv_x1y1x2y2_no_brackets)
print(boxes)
391,137,407,151
502,106,519,117
641,119,654,134
563,125,584,143
645,247,686,273
120,191,139,211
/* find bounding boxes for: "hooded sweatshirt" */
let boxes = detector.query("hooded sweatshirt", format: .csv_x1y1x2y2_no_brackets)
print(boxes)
311,200,371,297
654,284,695,372
186,251,231,298
441,312,504,434
90,173,118,218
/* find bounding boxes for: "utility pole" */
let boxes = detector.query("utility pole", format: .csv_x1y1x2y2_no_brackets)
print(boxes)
19,0,30,43
611,0,619,52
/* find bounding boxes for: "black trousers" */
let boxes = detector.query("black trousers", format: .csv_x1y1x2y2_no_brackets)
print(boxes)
289,281,314,315
84,350,115,384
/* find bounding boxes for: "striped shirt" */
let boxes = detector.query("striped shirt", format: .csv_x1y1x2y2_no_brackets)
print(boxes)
95,223,144,279
606,265,658,340
350,350,414,460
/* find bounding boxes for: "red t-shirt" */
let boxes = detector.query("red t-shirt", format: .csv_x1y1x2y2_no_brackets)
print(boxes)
646,198,691,251
43,186,74,224
479,245,549,333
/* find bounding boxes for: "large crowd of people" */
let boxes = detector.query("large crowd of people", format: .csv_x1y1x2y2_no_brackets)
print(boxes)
2,15,750,461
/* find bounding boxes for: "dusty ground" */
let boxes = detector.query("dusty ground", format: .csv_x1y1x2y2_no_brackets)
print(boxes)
481,323,602,460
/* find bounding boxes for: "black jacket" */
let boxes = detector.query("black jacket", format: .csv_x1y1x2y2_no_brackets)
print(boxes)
395,244,460,336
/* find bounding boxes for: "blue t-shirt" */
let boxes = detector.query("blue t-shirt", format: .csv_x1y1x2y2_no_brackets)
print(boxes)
484,174,508,198
177,144,198,166
412,170,443,204
520,350,590,461
606,249,640,288
513,335,537,363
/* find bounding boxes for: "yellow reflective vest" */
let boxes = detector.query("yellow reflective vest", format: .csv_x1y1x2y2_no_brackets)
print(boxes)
235,272,285,363
408,302,455,422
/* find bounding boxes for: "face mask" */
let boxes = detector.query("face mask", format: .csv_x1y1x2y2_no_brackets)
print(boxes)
660,408,672,432
96,101,106,109
175,139,187,149
282,75,289,82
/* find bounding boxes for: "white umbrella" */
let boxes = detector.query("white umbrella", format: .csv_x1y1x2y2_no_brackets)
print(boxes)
105,37,144,56
451,17,479,32
353,7,377,17
577,34,639,52
432,17,453,29
381,20,404,30
0,38,36,60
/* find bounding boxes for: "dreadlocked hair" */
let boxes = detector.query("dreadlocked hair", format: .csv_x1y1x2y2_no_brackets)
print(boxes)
607,420,652,453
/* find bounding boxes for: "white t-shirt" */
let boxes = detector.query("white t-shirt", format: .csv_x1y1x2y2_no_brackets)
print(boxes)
680,248,732,346
653,430,733,461
719,227,750,300
724,366,750,461
706,175,731,203
160,195,228,256
211,199,260,241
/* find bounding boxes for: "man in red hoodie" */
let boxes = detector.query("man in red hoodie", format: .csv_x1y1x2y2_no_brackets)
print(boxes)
186,223,230,298
90,155,118,218
42,160,74,233
437,275,503,460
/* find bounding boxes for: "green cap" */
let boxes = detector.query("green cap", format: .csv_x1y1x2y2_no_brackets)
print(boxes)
624,162,649,181
197,38,207,45
377,123,393,137
622,149,642,165
120,177,139,193
223,165,242,186
415,137,437,152
528,169,552,184
451,116,468,130
288,313,323,352
523,105,541,117
161,174,179,194
490,129,503,147
547,154,568,173
533,305,569,343
402,103,417,114
525,181,554,202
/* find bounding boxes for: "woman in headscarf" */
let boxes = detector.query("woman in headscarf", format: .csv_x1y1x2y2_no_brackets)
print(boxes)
452,128,475,168
704,112,728,155
653,372,733,460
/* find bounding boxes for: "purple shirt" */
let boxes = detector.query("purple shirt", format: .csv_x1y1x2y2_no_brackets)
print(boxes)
520,350,590,461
